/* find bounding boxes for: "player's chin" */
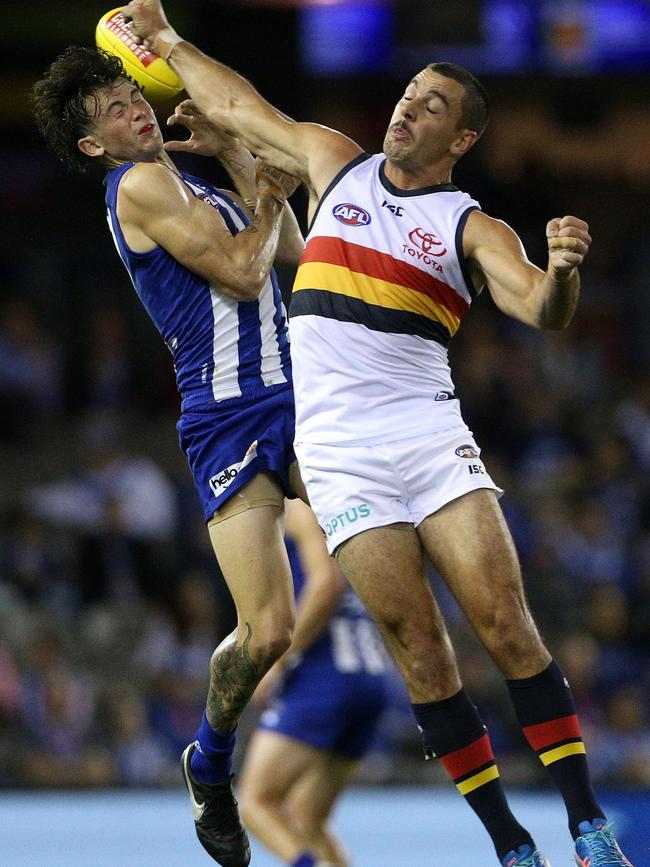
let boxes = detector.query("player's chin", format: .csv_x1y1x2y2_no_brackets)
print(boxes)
384,143,411,165
139,129,164,149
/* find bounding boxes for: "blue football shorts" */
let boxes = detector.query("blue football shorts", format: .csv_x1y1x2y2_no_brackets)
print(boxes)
177,384,296,522
259,656,389,760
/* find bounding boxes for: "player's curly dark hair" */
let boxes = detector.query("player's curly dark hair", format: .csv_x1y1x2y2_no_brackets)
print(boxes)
32,46,129,172
427,62,490,137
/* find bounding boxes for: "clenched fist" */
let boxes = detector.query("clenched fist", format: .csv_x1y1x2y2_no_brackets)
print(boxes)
546,216,591,274
122,0,171,51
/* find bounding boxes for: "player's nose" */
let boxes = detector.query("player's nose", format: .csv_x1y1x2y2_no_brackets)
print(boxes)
131,102,148,121
400,101,416,122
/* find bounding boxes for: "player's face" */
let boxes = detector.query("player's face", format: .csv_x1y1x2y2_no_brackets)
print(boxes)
79,79,163,165
383,69,474,169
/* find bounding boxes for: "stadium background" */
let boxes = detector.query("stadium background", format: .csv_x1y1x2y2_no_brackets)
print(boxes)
1,0,649,862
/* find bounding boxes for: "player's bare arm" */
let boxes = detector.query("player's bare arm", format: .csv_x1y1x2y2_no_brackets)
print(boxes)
283,500,346,659
166,99,304,265
116,160,288,299
254,501,345,703
122,0,362,200
464,210,591,329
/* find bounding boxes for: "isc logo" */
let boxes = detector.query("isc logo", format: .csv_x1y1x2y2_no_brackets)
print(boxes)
332,203,371,226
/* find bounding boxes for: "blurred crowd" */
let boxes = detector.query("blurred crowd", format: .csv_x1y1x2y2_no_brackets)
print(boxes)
2,299,649,791
1,88,649,791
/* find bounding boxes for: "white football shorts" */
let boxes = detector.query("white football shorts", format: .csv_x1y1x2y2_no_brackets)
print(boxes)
295,426,503,555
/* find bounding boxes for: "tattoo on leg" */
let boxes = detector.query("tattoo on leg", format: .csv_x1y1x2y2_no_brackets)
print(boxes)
206,622,260,732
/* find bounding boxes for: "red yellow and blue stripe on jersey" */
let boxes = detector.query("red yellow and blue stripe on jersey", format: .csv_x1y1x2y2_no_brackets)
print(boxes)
291,236,470,347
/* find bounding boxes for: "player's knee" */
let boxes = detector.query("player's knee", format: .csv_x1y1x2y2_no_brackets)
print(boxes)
261,629,293,668
248,622,293,671
239,787,281,826
478,603,545,665
209,620,292,679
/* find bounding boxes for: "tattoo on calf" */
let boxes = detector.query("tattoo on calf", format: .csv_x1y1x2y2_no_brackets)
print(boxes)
206,622,260,731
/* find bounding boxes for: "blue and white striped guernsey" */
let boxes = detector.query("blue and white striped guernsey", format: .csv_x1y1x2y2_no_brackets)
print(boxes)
104,163,292,411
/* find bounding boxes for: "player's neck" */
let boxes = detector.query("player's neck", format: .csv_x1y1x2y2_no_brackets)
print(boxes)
154,151,182,176
106,151,181,177
383,159,453,190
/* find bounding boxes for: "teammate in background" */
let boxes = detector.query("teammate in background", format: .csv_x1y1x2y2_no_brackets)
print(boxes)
123,4,633,865
238,499,390,867
33,47,306,867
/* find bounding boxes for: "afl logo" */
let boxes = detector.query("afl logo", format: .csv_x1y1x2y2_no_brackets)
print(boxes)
408,227,447,256
333,203,371,226
455,444,479,459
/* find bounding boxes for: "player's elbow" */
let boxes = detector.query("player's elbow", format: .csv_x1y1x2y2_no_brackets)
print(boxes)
235,268,268,300
208,267,267,301
225,268,268,301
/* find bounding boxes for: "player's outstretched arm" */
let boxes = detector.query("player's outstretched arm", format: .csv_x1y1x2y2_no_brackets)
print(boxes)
283,500,346,660
122,0,362,198
253,500,344,704
165,100,304,266
465,211,591,329
118,161,288,299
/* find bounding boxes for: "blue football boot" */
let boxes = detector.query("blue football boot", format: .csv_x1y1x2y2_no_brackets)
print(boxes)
574,819,632,866
501,843,551,866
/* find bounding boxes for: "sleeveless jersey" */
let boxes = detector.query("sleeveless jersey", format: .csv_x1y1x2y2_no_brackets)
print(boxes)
289,153,480,445
104,163,291,411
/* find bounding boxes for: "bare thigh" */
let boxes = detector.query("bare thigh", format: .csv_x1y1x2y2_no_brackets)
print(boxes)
336,524,461,702
209,472,295,649
417,488,550,678
285,748,358,830
240,730,356,821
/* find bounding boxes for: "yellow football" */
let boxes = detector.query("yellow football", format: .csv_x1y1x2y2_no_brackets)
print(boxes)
95,8,184,102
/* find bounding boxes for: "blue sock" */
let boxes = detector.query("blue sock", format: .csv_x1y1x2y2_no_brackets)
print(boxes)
190,712,236,784
291,854,316,867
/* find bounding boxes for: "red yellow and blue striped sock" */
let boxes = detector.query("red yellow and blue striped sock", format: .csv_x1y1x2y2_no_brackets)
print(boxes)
507,660,604,838
413,689,533,861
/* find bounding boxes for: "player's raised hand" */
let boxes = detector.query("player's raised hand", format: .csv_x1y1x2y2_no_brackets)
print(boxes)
546,216,591,274
256,161,300,205
122,0,170,49
165,100,240,157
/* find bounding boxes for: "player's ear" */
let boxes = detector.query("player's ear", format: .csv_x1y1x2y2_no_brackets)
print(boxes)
77,134,105,159
450,129,478,158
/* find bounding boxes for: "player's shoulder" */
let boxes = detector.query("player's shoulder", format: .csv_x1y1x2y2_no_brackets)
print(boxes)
464,209,518,247
301,124,364,199
118,160,186,204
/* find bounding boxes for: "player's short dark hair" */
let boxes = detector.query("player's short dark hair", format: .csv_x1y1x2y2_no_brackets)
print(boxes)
32,46,129,172
427,62,489,137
